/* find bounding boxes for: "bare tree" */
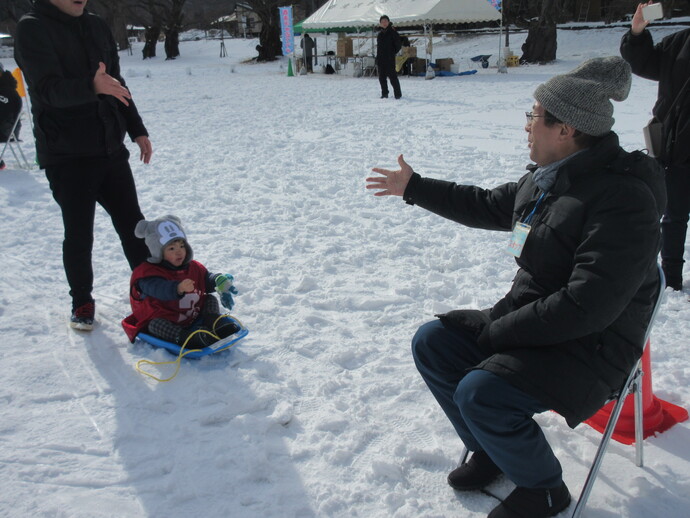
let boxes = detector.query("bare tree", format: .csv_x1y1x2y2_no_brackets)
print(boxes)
519,0,559,64
89,0,132,51
0,0,32,35
239,0,284,61
163,0,186,59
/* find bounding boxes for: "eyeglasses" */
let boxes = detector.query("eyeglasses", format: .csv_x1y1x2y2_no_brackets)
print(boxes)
525,112,550,124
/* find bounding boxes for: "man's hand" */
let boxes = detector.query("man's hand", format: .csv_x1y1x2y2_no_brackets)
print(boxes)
93,62,131,106
631,2,652,36
135,136,153,164
366,154,414,197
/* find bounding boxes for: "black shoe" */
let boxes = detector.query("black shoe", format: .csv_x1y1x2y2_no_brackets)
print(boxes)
204,314,240,339
178,327,218,349
395,95,402,99
380,94,388,98
662,263,683,291
70,301,95,331
488,482,571,518
447,450,502,491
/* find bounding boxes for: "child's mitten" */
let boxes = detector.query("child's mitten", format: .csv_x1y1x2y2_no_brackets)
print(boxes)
215,274,238,310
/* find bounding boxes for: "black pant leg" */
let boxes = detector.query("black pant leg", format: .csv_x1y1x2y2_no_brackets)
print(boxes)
660,162,690,284
45,161,100,306
378,66,389,96
378,62,401,98
97,154,148,270
389,67,402,98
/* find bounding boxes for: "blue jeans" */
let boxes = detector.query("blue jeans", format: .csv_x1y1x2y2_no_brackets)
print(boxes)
411,320,563,488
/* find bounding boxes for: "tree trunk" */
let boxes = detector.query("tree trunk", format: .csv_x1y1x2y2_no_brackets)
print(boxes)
164,28,180,60
164,0,186,60
520,23,558,64
258,15,282,61
519,0,559,64
243,1,284,61
142,25,161,59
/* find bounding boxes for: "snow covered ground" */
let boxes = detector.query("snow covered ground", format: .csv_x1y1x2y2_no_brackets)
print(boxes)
1,20,689,518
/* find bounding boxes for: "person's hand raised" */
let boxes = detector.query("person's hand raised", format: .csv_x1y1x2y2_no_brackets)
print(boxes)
93,62,131,106
366,154,415,197
631,2,652,36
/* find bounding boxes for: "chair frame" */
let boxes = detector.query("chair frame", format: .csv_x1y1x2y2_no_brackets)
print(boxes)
456,264,666,518
571,264,665,517
0,111,31,170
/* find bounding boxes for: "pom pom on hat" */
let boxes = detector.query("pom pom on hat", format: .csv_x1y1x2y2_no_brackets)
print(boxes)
134,215,194,264
534,56,632,136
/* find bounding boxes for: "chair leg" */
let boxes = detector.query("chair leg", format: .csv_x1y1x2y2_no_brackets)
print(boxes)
0,114,31,169
572,367,642,518
634,370,644,467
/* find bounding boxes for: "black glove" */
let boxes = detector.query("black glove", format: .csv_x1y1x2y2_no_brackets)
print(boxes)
435,309,493,355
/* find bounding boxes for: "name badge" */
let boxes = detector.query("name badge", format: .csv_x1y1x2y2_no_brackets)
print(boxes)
506,222,531,257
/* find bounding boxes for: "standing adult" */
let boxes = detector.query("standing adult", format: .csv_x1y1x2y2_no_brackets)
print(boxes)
15,0,154,330
376,15,402,99
621,1,690,291
301,33,315,73
367,57,665,518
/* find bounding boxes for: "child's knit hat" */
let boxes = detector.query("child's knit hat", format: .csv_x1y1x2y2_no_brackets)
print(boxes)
134,215,194,264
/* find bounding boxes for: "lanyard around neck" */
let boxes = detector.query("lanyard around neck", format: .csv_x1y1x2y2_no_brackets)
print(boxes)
523,192,546,224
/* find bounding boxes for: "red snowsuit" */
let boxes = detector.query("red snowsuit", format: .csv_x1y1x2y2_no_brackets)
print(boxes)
122,260,209,342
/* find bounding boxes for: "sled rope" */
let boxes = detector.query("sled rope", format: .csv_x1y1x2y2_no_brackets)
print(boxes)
134,314,245,382
135,328,220,382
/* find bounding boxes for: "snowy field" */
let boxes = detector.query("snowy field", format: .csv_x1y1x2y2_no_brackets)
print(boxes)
1,20,690,518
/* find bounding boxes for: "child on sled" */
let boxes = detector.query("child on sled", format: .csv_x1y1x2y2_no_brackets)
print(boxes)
122,215,240,349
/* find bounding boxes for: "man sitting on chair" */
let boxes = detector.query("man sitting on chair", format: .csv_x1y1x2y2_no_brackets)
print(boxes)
0,63,23,169
366,57,665,518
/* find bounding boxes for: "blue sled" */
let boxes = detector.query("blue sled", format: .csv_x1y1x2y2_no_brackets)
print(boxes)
415,69,477,77
137,316,248,359
436,69,478,77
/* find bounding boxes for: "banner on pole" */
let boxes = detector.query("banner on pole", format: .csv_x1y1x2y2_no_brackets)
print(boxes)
278,6,294,56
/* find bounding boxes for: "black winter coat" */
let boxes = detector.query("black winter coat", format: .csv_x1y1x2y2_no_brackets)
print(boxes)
0,70,22,142
620,28,690,166
403,133,666,427
14,0,148,168
377,26,401,66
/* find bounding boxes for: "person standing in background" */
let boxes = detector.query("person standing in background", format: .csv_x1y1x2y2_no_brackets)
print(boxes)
376,15,402,99
301,33,315,73
621,1,690,291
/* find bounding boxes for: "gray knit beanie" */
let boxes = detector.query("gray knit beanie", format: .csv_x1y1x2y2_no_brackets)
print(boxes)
134,215,194,264
534,56,631,136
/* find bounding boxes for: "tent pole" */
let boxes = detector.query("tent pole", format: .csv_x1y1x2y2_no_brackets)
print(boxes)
498,3,507,73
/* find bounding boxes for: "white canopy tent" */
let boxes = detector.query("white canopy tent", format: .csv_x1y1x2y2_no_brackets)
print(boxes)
301,0,504,74
301,0,501,30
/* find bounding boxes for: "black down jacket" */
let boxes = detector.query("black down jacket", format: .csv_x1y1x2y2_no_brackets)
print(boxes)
403,132,666,427
14,0,148,167
620,28,690,166
377,26,401,66
0,69,22,142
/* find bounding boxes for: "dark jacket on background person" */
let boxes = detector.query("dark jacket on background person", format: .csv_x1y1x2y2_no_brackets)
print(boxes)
376,25,402,66
14,0,148,168
620,28,690,166
0,69,22,142
403,132,666,427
